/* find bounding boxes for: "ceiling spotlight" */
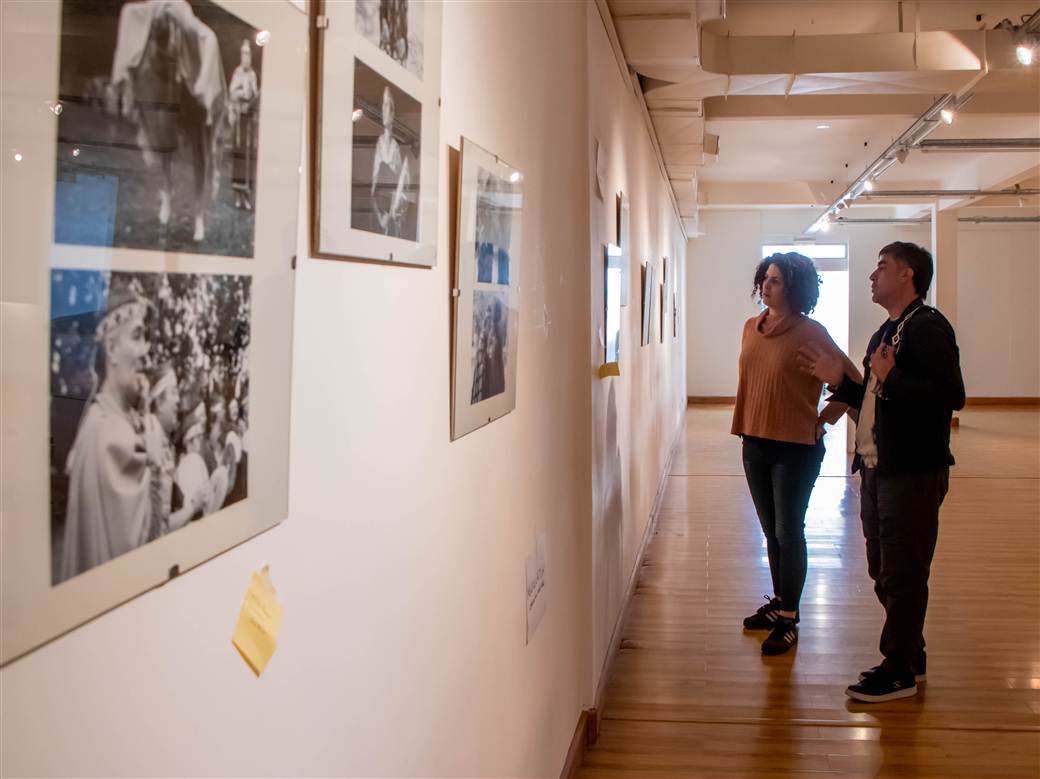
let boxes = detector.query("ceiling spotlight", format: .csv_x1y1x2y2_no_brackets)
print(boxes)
896,148,909,164
816,124,830,130
863,179,874,192
13,152,23,162
819,218,831,233
255,30,270,47
1017,45,1034,66
509,171,521,183
351,108,363,122
940,108,954,124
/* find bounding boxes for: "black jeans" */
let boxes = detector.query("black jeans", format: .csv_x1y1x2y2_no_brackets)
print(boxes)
860,466,949,677
741,436,825,613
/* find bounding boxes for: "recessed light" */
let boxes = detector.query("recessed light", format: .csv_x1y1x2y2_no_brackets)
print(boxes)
816,124,830,130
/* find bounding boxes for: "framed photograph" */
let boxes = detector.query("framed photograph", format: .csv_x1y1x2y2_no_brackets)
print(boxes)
310,0,441,266
604,243,622,365
615,192,630,306
53,0,270,258
1,0,306,665
451,138,523,440
672,291,679,338
640,261,655,347
659,282,665,344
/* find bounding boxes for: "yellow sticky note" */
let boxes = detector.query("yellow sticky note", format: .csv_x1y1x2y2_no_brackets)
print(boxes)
598,362,620,378
232,566,283,677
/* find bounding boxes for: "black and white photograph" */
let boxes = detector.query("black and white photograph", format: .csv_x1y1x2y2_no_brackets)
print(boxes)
470,289,508,404
474,165,519,285
355,0,425,79
50,268,251,584
351,58,422,241
641,262,655,347
604,243,622,365
54,0,264,258
451,138,521,439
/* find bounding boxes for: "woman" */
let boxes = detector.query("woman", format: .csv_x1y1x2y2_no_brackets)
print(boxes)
370,86,411,237
731,253,859,655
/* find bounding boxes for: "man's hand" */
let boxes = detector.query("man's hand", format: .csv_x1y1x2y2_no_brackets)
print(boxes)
797,342,845,386
870,342,896,383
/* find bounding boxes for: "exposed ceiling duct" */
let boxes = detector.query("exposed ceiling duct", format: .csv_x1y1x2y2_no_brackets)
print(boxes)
606,1,1040,233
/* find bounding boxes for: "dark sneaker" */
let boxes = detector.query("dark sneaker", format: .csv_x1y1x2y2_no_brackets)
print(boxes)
742,596,783,630
846,668,917,702
859,650,927,683
761,616,798,655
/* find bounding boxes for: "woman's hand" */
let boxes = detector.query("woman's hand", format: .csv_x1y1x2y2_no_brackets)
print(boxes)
797,342,846,386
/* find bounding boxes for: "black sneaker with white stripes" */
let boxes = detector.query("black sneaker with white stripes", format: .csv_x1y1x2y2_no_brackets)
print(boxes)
760,616,798,655
742,596,783,630
846,667,917,702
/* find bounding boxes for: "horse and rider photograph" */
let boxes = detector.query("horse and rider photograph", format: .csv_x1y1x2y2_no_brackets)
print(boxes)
53,0,263,258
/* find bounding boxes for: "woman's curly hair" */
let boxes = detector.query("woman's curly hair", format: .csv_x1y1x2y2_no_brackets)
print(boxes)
752,252,821,314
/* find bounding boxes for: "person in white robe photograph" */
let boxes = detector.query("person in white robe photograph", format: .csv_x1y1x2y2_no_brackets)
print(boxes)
58,281,154,583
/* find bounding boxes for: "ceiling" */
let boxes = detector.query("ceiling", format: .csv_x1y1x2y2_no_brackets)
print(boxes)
605,0,1040,233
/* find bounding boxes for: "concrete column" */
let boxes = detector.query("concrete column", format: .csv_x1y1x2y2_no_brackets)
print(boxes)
931,206,958,325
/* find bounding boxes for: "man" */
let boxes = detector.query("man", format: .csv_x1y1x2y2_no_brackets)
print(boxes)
60,280,153,582
799,242,965,703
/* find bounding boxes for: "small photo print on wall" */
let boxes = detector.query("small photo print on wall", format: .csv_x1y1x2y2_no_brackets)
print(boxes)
50,268,251,585
475,166,518,285
471,289,509,403
54,0,264,257
351,58,422,241
355,0,425,78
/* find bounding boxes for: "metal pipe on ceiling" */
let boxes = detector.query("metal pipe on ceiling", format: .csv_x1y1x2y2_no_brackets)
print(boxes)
958,215,1040,223
863,188,1040,198
835,215,1040,224
835,217,931,224
917,138,1040,152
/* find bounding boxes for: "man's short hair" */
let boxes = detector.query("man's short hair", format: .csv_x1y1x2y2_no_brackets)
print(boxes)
879,241,933,297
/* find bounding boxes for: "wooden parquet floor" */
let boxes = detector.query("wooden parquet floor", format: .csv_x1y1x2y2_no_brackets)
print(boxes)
579,407,1040,779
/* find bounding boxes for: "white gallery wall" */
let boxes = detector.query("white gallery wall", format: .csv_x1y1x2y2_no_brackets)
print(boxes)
685,207,1040,399
0,2,690,778
956,215,1040,397
586,7,688,693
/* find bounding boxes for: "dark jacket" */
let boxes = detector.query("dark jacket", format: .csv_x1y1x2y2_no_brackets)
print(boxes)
829,298,965,475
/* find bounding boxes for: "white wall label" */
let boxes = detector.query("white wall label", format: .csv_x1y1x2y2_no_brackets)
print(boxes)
525,531,548,644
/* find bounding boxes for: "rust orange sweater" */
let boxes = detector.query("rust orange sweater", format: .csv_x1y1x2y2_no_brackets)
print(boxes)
731,310,835,445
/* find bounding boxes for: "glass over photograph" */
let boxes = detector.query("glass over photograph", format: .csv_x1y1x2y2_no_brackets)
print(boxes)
350,58,422,241
53,0,264,257
470,289,508,404
355,0,424,78
50,268,251,585
474,165,518,285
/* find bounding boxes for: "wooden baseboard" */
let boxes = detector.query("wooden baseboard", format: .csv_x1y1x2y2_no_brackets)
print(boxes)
559,710,590,779
964,397,1040,407
687,395,735,405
